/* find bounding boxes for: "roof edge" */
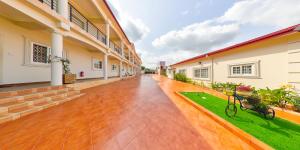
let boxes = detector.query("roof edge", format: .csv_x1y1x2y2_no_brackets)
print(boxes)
171,24,300,67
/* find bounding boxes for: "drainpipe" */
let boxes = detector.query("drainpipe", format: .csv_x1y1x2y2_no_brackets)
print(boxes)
211,57,214,84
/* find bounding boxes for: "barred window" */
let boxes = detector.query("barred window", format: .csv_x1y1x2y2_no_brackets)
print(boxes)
32,43,51,64
112,64,117,71
92,58,102,70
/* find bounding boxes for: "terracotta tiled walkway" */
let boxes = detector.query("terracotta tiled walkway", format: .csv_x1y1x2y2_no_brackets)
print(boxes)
0,75,253,150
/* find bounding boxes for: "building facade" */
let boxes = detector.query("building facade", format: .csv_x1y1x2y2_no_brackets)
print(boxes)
170,25,300,94
0,0,142,86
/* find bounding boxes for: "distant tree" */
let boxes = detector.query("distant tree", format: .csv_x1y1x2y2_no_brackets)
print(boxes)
141,66,146,70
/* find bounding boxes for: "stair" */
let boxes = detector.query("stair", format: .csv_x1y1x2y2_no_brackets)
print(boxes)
0,85,84,124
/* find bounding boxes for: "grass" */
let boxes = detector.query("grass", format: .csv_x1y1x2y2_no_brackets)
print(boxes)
181,92,300,150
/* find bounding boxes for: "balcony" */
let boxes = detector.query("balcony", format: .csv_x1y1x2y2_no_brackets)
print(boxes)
109,41,122,56
38,0,58,12
38,0,107,45
69,4,107,45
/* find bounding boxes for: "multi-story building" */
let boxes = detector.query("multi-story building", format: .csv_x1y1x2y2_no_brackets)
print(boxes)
170,24,300,94
0,0,142,87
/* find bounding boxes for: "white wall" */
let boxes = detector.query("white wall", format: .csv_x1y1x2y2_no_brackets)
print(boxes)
174,42,294,90
287,41,300,94
0,16,107,85
66,42,105,79
108,58,120,77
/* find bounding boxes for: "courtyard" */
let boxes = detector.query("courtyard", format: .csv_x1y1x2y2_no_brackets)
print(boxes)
0,75,254,150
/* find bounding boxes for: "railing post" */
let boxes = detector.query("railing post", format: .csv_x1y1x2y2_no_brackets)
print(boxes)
51,0,54,10
69,5,72,22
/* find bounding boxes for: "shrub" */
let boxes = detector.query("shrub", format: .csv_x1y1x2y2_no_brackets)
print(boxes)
174,73,191,83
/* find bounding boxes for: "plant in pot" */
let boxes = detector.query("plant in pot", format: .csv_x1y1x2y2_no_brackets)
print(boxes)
61,58,76,84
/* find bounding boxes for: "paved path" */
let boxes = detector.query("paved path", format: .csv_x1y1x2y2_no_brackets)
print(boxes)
0,75,252,150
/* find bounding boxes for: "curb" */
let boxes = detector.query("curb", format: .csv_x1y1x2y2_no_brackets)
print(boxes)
175,92,274,150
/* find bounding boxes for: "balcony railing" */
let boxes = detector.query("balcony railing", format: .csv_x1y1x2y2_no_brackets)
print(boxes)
69,4,106,45
38,1,107,45
39,0,58,11
109,41,122,55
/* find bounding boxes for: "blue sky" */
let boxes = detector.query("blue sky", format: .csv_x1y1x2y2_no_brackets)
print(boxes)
107,0,300,68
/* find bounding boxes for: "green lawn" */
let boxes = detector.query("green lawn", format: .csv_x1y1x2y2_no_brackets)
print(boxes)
181,92,300,150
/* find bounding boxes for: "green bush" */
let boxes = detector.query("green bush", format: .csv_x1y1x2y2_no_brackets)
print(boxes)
174,73,191,83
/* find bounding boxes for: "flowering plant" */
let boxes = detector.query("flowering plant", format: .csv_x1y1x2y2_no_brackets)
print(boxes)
237,85,253,92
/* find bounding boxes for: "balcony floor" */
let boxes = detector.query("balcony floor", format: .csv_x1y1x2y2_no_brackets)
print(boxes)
0,75,252,150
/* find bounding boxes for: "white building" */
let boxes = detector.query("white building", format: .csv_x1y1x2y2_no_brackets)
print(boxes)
170,24,300,94
0,0,142,87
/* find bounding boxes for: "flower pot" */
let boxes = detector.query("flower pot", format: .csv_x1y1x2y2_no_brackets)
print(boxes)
236,91,252,97
63,74,76,84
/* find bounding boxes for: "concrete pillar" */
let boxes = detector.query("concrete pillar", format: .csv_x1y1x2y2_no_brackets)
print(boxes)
58,0,68,19
106,23,110,47
120,61,123,78
51,32,63,86
103,54,108,80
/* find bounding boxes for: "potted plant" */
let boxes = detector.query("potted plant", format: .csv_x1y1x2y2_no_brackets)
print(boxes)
236,85,253,97
61,58,76,84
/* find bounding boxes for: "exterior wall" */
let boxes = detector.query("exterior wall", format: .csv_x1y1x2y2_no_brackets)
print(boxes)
175,58,213,86
66,42,105,80
0,34,3,83
0,16,51,84
0,16,108,85
108,58,120,77
173,41,297,90
287,41,300,93
213,43,288,89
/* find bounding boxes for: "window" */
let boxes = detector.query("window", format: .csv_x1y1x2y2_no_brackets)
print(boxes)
229,63,258,77
112,64,117,71
200,68,209,78
194,69,201,78
232,66,241,75
178,69,186,75
92,58,102,70
194,67,209,79
31,42,51,64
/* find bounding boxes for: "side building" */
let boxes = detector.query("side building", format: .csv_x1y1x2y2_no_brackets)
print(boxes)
0,0,142,87
170,24,300,94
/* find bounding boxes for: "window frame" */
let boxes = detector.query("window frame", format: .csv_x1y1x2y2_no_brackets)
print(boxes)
228,61,260,78
92,58,102,71
112,64,117,71
193,66,210,80
30,42,51,66
178,69,186,75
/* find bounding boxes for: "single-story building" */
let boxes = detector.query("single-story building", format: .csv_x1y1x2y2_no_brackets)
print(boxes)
169,24,300,94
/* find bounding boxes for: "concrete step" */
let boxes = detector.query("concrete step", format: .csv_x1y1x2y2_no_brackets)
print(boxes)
0,114,13,124
0,85,67,99
10,106,39,120
0,86,83,125
0,101,29,112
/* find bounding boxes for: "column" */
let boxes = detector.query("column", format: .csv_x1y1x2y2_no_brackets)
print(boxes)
120,61,123,78
129,51,131,63
58,0,68,19
51,32,63,86
106,23,110,47
103,53,108,80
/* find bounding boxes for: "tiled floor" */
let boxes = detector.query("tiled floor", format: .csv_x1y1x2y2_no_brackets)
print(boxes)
0,75,253,150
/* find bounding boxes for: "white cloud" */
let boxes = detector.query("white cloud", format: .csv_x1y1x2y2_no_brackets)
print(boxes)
107,0,150,42
152,21,240,51
152,0,300,54
219,0,300,28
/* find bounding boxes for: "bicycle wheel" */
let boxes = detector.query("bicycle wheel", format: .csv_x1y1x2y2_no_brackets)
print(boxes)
264,107,275,120
225,104,237,117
